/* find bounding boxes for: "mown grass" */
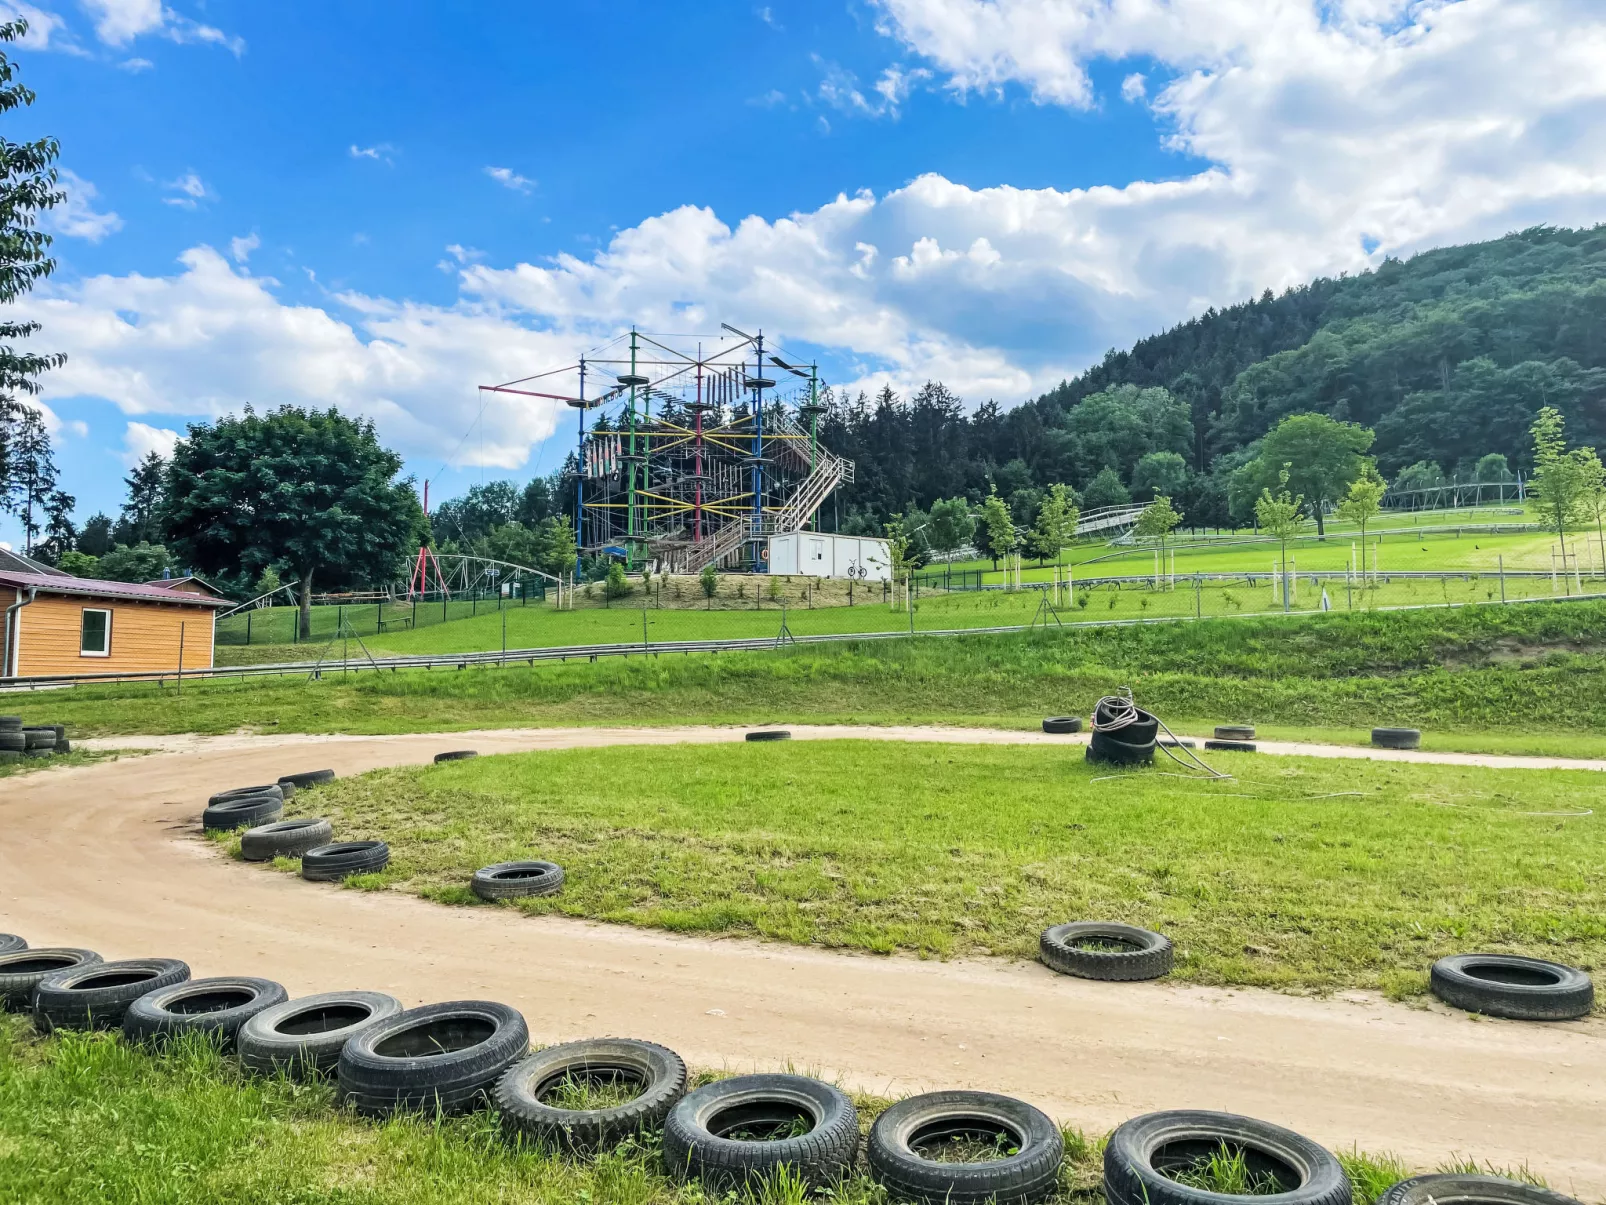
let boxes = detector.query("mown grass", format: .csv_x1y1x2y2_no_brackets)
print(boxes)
25,601,1606,749
0,1016,1539,1205
251,740,1606,997
0,748,124,780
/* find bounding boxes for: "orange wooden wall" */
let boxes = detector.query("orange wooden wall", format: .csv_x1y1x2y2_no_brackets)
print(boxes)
3,589,215,676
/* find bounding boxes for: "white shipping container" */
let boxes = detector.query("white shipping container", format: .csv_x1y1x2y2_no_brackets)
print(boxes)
767,532,891,581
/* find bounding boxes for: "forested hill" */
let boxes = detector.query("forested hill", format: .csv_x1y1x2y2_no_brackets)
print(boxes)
821,224,1606,529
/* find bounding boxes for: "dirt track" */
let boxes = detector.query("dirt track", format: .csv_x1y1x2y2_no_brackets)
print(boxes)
3,725,1603,1197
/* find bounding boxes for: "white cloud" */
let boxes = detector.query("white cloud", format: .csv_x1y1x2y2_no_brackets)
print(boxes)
756,5,781,29
122,420,178,466
162,170,210,209
484,166,534,193
816,56,930,119
79,0,241,52
119,56,153,70
350,143,395,164
48,170,123,242
228,233,259,263
0,3,72,49
1120,71,1146,102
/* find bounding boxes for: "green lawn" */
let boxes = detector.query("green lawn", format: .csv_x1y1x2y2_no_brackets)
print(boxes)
243,740,1606,997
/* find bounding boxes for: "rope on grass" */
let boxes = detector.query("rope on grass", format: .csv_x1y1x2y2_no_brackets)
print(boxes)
1091,686,1231,780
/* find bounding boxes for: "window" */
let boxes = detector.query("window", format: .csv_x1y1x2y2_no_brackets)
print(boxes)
80,608,111,657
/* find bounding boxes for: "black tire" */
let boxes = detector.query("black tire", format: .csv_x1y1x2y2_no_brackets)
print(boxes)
302,841,390,881
209,784,285,807
0,714,20,729
238,990,404,1077
241,818,335,862
1103,1110,1352,1205
280,769,336,790
663,1073,860,1192
0,948,100,1010
434,750,478,763
1041,922,1173,981
202,793,284,832
495,1038,687,1151
34,958,191,1032
1204,740,1257,753
869,1090,1064,1205
0,934,23,955
1371,727,1421,750
1042,716,1082,735
1429,954,1594,1021
55,737,71,754
1215,725,1256,741
0,730,23,754
276,779,297,802
471,861,564,901
122,976,288,1050
1092,700,1159,745
22,727,55,751
1087,729,1156,766
745,730,791,742
337,1000,529,1116
1377,1175,1583,1205
1158,737,1196,749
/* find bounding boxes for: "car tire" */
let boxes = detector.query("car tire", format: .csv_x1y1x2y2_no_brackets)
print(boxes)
1087,728,1156,765
238,990,404,1077
1377,1175,1583,1205
1042,717,1082,735
302,841,390,881
21,727,55,751
0,934,23,955
241,818,335,862
208,784,285,807
663,1073,860,1192
1371,727,1421,750
1204,740,1257,753
338,1000,529,1116
34,958,191,1032
434,750,478,763
202,794,284,832
471,861,564,901
280,769,336,790
1429,954,1593,1021
1103,1110,1351,1205
745,730,791,742
122,976,288,1050
1040,922,1173,981
0,948,101,1011
0,731,23,754
495,1038,687,1151
1214,725,1256,741
868,1090,1064,1205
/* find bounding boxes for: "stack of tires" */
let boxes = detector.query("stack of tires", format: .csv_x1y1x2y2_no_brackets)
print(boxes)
1087,700,1159,766
0,716,23,760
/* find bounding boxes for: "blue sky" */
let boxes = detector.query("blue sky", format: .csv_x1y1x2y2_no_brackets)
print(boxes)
5,0,1606,547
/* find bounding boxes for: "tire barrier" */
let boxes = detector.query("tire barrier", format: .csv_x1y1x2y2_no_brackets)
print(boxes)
1042,716,1082,734
471,861,564,901
1215,725,1256,741
238,990,404,1078
1087,695,1160,765
1204,739,1257,753
1,717,69,757
0,948,100,1011
302,841,390,882
241,818,335,862
434,750,479,763
0,933,24,955
495,1038,687,1152
122,976,288,1050
1429,954,1594,1021
745,730,791,742
34,958,191,1032
280,769,336,791
1378,1175,1583,1205
868,1089,1064,1205
1372,727,1421,750
338,1000,529,1116
202,793,284,833
663,1073,860,1193
1103,1110,1353,1205
209,784,285,807
1040,922,1174,982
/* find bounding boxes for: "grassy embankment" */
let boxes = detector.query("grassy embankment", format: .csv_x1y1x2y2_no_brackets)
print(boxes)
29,601,1606,758
240,740,1605,998
0,1017,1531,1205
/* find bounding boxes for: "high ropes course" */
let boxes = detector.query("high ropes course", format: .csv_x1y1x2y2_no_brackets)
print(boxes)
480,324,854,576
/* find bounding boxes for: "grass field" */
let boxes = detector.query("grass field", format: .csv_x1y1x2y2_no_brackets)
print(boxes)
0,1016,1524,1205
240,740,1606,997
23,602,1606,755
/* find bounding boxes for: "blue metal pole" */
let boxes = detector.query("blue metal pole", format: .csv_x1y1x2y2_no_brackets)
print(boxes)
752,333,764,571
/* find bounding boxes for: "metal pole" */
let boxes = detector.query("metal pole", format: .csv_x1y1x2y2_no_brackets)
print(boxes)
627,331,639,567
576,357,587,581
752,334,766,570
177,622,185,697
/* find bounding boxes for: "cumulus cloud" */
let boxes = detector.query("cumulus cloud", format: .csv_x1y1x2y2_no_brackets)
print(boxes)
228,233,259,263
0,3,72,49
122,420,179,466
47,170,123,242
79,0,242,52
162,170,210,209
484,166,534,193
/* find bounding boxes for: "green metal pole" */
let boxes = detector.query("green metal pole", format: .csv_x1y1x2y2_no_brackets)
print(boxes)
627,329,639,568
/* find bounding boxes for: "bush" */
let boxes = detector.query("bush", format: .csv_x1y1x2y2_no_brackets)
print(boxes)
699,564,718,599
605,563,631,599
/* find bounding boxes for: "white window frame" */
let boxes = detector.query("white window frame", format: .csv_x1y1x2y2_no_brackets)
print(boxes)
80,607,112,658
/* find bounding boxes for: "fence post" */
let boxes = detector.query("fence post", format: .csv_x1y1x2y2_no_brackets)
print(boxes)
246,610,251,645
1499,554,1506,604
1195,574,1201,618
177,622,185,697
642,608,649,652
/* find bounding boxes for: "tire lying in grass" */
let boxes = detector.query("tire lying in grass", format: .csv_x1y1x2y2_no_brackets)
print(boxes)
238,990,404,1077
337,1000,529,1116
1086,729,1156,766
471,861,564,901
868,1090,1064,1205
1428,954,1594,1021
1378,1175,1584,1205
1204,739,1257,753
241,817,335,862
495,1037,688,1151
663,1073,860,1192
1371,727,1421,750
1040,922,1173,982
434,750,478,763
1214,725,1256,741
202,793,284,833
302,841,390,882
1103,1110,1352,1205
0,948,100,1010
1042,716,1082,735
122,976,288,1050
745,730,791,742
0,729,24,755
21,727,55,752
0,934,23,955
280,769,336,791
34,958,191,1032
208,784,284,807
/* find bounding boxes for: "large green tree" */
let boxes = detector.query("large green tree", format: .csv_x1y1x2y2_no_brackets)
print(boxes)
164,406,424,637
1232,413,1373,536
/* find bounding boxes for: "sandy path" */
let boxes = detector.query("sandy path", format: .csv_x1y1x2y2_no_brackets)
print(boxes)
3,726,1604,1199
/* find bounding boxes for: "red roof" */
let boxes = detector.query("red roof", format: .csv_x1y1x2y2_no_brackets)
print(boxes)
0,570,234,608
